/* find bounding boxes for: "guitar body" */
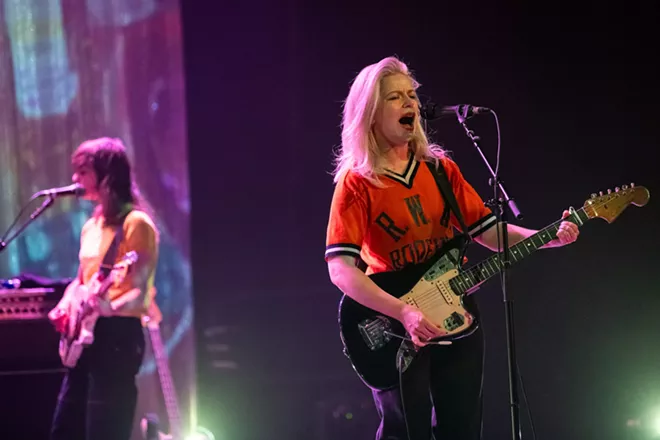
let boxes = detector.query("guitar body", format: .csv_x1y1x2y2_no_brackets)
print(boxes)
57,251,138,368
339,236,479,391
59,280,102,367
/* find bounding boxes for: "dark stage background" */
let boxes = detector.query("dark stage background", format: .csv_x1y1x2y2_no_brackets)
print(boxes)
184,2,660,440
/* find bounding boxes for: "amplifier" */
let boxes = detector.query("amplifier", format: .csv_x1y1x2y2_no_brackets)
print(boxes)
0,284,69,438
0,288,65,372
0,287,59,320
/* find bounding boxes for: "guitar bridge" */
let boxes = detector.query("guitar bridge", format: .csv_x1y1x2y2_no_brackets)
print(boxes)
358,316,393,351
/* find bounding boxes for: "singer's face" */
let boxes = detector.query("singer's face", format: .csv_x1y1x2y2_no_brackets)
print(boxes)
72,166,99,202
373,73,418,149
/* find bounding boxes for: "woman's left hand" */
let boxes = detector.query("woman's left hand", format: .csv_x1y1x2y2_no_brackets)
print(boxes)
550,210,580,247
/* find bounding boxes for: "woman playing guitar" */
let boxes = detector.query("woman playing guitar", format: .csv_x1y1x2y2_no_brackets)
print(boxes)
47,137,160,440
325,56,580,440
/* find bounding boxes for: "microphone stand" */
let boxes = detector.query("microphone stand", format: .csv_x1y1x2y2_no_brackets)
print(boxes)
0,196,55,254
454,106,523,440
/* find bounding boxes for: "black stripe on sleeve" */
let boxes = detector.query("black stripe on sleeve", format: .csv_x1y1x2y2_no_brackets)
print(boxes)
467,213,497,238
325,243,361,260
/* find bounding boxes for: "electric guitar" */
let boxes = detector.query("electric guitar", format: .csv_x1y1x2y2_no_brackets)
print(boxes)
58,251,138,367
140,303,184,440
140,297,215,440
338,184,650,391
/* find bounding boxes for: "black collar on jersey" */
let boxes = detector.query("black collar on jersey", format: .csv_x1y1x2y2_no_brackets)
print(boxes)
382,156,420,189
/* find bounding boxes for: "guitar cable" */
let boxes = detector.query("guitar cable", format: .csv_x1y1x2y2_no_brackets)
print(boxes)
384,331,452,347
390,332,453,440
390,334,536,440
396,346,413,440
517,360,537,440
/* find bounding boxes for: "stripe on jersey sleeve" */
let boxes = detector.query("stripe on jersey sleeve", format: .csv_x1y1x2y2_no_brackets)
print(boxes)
325,243,361,260
467,213,497,238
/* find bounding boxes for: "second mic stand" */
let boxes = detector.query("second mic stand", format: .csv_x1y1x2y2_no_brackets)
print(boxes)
0,196,55,254
455,106,523,440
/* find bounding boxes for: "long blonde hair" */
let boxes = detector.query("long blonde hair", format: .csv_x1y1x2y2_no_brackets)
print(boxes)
333,56,445,185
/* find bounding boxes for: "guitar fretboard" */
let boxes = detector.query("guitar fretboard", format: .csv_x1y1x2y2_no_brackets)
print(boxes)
449,208,590,294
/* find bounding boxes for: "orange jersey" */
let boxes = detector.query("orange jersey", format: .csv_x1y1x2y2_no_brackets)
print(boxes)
325,156,495,274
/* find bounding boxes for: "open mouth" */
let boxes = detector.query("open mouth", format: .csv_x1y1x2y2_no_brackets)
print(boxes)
399,114,415,130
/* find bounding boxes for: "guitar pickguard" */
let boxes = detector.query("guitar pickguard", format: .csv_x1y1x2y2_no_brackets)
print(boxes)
356,249,463,351
422,247,461,282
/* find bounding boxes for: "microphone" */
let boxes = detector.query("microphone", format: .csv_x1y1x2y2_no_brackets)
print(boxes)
34,183,85,198
420,102,491,121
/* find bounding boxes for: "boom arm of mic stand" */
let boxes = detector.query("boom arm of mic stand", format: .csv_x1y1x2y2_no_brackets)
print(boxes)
455,108,523,220
0,196,55,253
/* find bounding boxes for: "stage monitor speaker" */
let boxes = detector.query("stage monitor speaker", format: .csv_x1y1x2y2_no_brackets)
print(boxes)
0,318,62,372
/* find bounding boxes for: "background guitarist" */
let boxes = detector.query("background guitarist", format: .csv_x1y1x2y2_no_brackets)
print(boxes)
47,137,160,440
325,56,579,440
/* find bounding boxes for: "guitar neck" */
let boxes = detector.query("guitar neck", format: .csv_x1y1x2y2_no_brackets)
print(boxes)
92,272,117,298
148,325,184,439
450,207,590,294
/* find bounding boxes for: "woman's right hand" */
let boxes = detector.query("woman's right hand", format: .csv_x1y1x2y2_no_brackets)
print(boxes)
48,307,69,335
399,304,447,347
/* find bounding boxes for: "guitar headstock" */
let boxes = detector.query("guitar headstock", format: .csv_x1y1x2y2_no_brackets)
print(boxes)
121,250,139,266
583,183,650,223
109,251,140,286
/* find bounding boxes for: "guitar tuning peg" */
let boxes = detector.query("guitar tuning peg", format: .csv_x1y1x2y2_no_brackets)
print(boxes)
631,182,635,187
591,193,597,199
607,189,612,194
622,184,628,190
599,191,604,196
615,187,620,192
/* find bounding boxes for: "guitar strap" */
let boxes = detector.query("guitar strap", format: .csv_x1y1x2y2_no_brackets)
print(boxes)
98,214,128,281
425,160,472,243
392,161,477,376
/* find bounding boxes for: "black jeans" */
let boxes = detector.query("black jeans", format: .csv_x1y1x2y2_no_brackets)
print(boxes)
50,316,145,440
372,315,484,440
